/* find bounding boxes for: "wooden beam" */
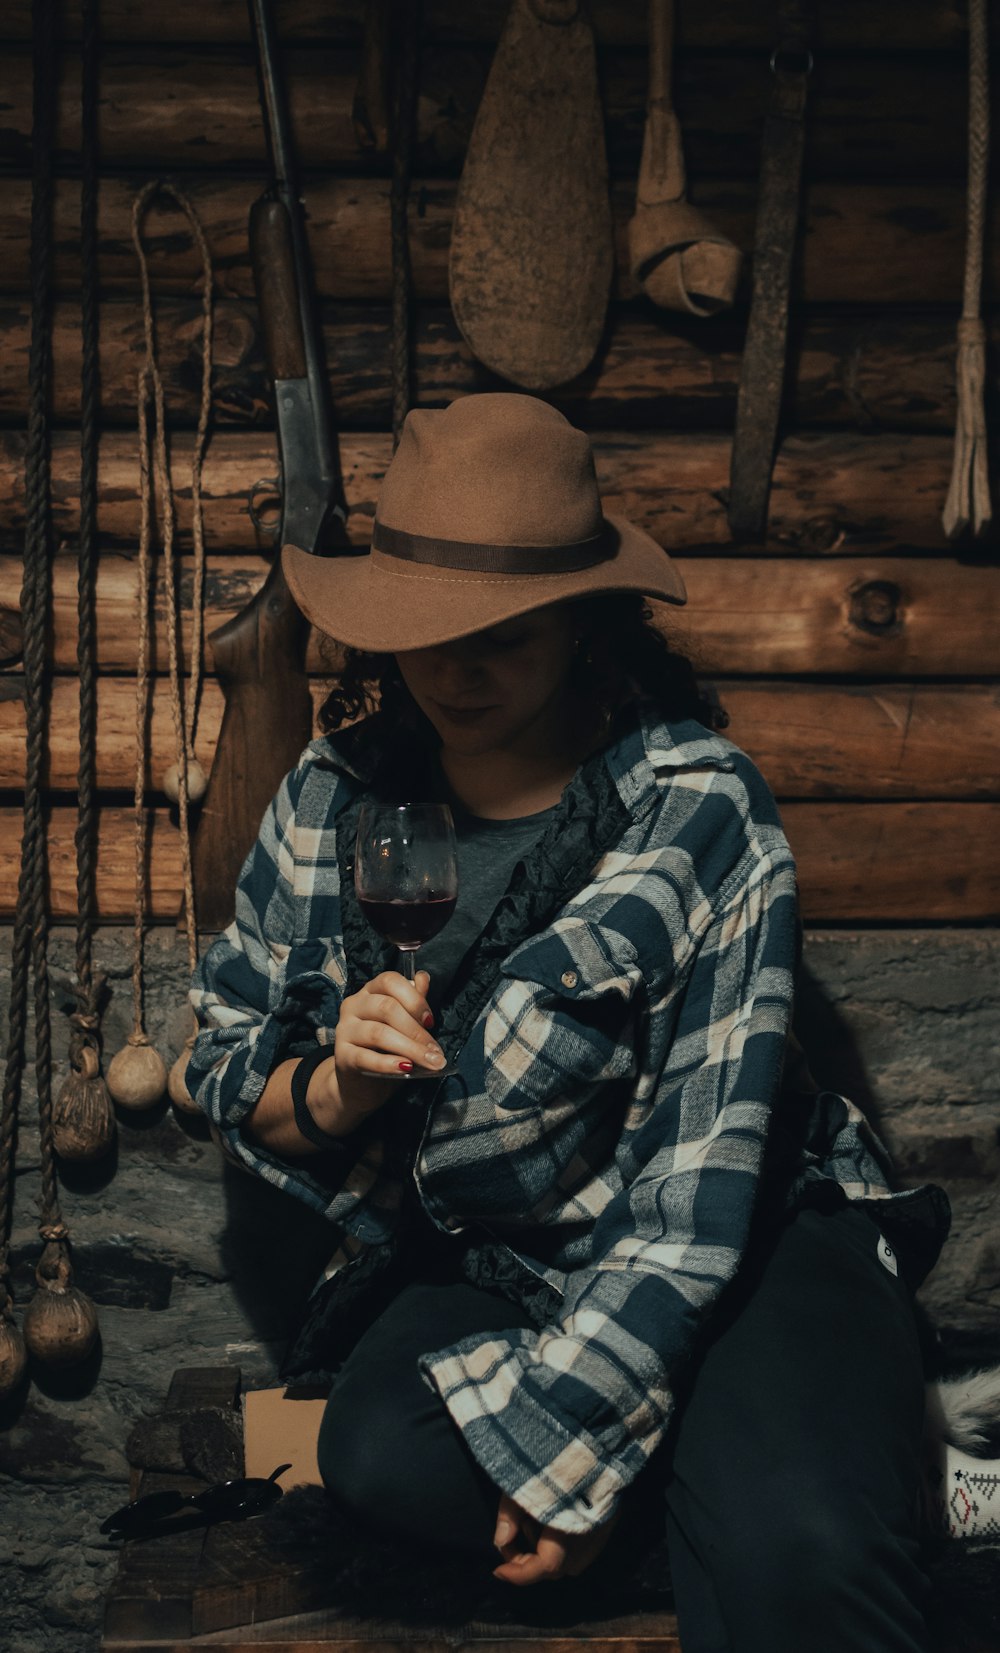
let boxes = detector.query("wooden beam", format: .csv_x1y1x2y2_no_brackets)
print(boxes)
782,802,1000,922
0,0,971,51
1,678,997,798
1,553,997,678
0,298,982,435
0,177,988,306
7,802,998,922
0,428,988,556
0,47,981,182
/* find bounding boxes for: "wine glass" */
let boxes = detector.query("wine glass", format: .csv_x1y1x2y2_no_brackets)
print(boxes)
354,802,459,985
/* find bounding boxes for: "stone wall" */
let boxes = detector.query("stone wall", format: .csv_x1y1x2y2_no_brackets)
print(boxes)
1,925,998,1652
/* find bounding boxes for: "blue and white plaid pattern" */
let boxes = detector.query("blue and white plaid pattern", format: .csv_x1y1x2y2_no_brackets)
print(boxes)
186,704,909,1535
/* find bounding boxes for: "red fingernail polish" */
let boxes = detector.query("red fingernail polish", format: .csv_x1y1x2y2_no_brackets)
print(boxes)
398,1060,413,1073
421,1011,434,1029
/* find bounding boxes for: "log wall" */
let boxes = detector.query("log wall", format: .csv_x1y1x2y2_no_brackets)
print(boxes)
1,0,998,925
1,9,999,1650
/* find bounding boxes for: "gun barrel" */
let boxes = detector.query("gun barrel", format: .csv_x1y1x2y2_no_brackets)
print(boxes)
246,0,342,508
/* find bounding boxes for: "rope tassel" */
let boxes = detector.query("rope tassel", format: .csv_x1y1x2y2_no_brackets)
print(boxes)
943,0,992,539
944,320,992,539
0,1293,27,1396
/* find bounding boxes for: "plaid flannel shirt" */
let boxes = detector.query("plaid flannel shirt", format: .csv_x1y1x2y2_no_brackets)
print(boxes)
187,703,932,1536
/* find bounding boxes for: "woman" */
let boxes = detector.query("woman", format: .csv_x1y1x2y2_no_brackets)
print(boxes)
187,394,949,1652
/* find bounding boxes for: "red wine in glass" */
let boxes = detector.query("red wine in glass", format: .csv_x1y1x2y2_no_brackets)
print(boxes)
356,894,457,949
354,802,459,985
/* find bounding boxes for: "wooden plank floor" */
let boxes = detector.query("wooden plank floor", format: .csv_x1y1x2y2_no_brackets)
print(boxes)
101,1367,681,1653
132,1611,684,1650
100,1367,991,1653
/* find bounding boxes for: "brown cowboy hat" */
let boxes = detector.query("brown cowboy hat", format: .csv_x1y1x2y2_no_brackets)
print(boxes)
282,393,686,652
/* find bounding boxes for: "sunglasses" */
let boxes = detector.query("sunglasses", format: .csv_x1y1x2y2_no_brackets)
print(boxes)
100,1462,292,1541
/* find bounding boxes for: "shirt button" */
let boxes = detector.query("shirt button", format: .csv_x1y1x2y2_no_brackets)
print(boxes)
561,970,578,990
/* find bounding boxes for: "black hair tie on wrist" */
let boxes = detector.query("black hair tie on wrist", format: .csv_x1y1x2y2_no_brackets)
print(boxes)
291,1046,344,1150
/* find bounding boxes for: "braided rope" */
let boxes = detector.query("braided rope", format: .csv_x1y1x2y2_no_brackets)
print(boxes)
943,0,992,537
963,0,988,321
69,0,105,1067
390,4,421,450
7,0,66,1250
131,183,213,979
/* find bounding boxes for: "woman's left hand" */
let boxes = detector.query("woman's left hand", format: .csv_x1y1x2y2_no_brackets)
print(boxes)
492,1492,619,1586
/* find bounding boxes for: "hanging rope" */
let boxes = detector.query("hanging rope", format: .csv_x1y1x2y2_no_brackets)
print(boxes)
107,182,213,1112
52,0,115,1164
390,2,421,450
943,0,992,539
0,0,99,1381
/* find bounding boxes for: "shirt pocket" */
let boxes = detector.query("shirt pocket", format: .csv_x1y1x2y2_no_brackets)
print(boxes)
486,919,643,1113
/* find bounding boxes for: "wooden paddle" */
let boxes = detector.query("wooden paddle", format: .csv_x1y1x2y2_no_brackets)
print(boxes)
449,0,613,391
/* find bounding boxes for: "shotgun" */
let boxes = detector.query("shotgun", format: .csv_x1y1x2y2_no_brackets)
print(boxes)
192,0,352,930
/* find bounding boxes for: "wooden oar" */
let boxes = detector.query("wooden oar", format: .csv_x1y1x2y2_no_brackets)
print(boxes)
449,0,613,391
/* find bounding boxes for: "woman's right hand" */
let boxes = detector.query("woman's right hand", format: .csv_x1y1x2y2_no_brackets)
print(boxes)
317,969,447,1127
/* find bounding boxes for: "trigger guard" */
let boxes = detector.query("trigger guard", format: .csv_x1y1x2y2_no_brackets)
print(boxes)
247,476,282,539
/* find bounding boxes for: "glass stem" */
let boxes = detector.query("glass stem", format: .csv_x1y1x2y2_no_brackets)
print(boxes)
399,948,418,982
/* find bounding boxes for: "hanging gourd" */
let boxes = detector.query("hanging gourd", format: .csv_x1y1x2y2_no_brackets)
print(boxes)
53,1045,114,1162
22,1233,99,1367
0,1078,27,1397
0,1308,27,1396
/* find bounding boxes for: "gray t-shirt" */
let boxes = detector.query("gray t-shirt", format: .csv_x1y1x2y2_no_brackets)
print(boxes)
416,802,559,1007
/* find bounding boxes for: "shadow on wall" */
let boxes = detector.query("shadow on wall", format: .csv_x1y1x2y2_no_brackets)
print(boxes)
794,961,882,1127
218,1159,344,1367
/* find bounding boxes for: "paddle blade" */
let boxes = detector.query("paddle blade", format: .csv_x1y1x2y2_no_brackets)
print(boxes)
449,0,614,390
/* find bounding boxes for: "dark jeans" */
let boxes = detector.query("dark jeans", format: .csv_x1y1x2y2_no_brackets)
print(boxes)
318,1205,930,1653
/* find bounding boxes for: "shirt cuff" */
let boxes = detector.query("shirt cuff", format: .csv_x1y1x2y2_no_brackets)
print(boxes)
418,1331,630,1536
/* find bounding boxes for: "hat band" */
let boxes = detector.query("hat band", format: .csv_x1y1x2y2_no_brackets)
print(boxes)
372,519,614,575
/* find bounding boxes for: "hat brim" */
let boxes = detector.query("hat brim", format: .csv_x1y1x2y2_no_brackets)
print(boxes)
281,514,686,654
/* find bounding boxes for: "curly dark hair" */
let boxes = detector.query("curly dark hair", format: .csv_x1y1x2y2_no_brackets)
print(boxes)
317,594,726,739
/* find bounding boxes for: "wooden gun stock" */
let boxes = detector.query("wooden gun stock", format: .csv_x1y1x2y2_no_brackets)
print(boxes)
191,558,314,931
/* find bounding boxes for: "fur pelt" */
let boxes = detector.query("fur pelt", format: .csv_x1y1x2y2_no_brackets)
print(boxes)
926,1366,1000,1457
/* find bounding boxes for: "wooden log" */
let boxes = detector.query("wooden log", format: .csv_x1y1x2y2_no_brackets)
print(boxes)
0,298,984,435
0,47,981,182
0,176,989,306
0,0,971,51
3,676,999,799
7,803,999,921
0,428,990,556
1,553,996,678
781,802,1000,922
714,682,1000,801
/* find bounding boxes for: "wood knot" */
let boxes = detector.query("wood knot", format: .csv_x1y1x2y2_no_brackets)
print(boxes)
848,580,903,636
798,516,846,553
